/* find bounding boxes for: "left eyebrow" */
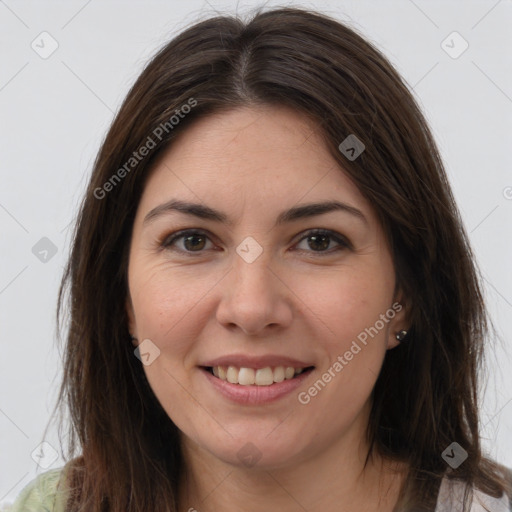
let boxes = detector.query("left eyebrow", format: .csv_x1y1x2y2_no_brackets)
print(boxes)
143,199,368,227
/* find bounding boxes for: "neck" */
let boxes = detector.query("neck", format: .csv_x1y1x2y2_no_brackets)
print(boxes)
177,406,407,512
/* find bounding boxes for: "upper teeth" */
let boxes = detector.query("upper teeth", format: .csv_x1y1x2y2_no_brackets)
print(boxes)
212,366,305,386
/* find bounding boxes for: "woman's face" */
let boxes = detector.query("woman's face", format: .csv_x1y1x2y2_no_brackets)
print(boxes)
127,106,408,469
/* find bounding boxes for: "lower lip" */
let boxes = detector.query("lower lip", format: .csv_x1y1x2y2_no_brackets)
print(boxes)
200,367,314,405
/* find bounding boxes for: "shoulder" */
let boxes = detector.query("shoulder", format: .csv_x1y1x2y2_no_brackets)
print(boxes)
3,466,69,512
436,473,512,512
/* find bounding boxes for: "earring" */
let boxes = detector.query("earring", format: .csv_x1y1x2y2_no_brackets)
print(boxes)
395,330,408,342
130,333,138,342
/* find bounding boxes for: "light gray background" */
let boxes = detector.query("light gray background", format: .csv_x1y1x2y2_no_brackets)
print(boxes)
1,0,511,506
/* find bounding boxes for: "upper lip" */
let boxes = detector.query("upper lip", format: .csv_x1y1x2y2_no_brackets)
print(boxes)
200,354,315,369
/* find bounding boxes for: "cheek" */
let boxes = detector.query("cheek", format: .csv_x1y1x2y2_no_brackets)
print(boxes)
129,263,212,423
299,268,393,408
292,263,393,348
129,261,217,354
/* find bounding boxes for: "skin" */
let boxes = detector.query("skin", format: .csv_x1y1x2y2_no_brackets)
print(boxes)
126,106,410,512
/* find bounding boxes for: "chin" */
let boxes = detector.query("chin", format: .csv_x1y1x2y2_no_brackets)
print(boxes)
202,434,306,471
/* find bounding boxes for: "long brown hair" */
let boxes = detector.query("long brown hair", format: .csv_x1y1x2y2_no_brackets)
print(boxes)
52,6,511,511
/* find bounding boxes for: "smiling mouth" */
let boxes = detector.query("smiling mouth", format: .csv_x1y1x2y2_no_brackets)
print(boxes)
201,365,315,386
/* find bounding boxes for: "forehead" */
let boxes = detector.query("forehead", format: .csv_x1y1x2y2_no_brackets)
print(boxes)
139,106,371,221
159,105,329,172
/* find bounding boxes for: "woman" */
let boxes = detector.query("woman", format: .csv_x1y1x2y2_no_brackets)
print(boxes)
8,6,512,512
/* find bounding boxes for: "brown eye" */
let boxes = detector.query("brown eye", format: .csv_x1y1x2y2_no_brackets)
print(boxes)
295,229,350,254
162,230,214,253
160,228,350,257
182,233,207,251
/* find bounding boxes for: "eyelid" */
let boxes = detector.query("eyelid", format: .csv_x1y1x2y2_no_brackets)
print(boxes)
293,228,351,253
160,228,217,253
160,228,351,254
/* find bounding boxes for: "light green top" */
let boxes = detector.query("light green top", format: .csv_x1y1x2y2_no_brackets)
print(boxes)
3,467,511,511
3,467,68,512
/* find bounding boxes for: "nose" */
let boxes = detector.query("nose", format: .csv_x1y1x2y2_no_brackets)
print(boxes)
215,249,293,336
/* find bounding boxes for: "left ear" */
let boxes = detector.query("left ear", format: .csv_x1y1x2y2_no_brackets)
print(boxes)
126,296,139,347
387,293,411,350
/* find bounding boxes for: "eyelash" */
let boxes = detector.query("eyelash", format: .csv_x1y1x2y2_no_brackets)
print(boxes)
160,228,351,256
